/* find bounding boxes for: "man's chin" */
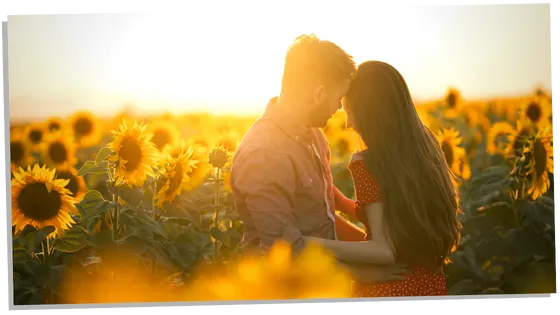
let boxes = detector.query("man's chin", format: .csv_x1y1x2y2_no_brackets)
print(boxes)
309,120,329,129
308,116,332,128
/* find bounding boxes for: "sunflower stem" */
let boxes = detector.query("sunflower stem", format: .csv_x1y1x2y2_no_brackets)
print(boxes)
42,238,50,265
512,180,525,227
41,237,54,304
112,185,120,241
212,167,221,261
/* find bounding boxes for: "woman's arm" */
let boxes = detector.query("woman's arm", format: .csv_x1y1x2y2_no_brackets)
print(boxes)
305,202,395,265
334,186,358,220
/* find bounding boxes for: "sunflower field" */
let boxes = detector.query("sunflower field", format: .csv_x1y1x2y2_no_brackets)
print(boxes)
9,87,555,305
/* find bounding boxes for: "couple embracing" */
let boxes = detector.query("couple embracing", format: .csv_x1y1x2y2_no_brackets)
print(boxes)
229,34,461,298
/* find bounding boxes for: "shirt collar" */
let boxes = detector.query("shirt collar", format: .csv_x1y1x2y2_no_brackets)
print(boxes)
262,97,313,144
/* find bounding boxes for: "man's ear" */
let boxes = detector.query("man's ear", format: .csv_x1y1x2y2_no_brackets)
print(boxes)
313,84,327,106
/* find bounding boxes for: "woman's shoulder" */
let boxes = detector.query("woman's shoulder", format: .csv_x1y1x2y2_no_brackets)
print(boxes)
350,150,365,162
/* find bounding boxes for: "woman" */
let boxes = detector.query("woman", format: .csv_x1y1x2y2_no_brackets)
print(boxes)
305,61,462,297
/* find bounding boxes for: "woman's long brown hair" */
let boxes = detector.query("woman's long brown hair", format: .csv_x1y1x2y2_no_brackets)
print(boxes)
345,61,462,270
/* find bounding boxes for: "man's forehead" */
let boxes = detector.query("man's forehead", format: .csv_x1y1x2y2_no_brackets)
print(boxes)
339,79,351,94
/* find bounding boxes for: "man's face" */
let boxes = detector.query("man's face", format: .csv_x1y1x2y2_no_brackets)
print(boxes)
342,96,355,129
307,79,350,128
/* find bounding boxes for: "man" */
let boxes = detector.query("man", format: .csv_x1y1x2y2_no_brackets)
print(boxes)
230,34,407,283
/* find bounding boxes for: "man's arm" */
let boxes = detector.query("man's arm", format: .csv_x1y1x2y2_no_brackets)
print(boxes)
334,186,358,220
335,212,366,242
231,147,306,254
336,260,409,284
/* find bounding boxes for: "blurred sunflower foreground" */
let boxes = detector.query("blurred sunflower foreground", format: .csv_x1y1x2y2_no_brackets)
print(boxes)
181,241,353,301
59,241,352,304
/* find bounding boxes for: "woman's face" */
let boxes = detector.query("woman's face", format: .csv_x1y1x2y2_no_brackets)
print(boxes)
342,96,355,129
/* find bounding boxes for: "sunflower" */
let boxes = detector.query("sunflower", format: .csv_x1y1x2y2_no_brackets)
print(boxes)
107,120,160,187
215,131,240,154
464,106,491,133
523,127,554,200
186,135,214,153
487,122,516,156
155,148,195,208
41,130,78,168
11,164,78,239
24,122,46,151
507,119,537,158
436,128,466,177
520,99,551,128
333,132,353,157
416,107,434,130
458,157,472,181
182,144,213,191
442,87,462,119
10,129,33,169
69,111,103,148
147,120,181,152
54,166,87,202
46,117,64,133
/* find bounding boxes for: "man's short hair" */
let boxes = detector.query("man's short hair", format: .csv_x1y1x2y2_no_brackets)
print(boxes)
281,34,356,95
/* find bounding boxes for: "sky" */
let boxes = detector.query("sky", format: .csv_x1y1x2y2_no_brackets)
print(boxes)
7,3,552,122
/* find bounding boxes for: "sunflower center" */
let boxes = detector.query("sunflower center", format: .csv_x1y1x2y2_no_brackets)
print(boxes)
513,129,529,155
17,182,62,221
152,129,171,150
10,141,24,163
494,132,510,149
441,141,454,166
48,122,61,132
56,171,79,196
337,138,350,155
167,163,184,194
29,130,43,144
447,93,457,109
74,117,93,136
526,102,542,123
533,139,548,178
120,137,143,171
48,142,68,164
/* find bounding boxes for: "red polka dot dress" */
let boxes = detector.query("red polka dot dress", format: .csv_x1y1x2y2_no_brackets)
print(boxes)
348,158,448,297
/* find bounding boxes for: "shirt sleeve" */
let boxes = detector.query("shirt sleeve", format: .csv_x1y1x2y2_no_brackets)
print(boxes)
231,147,307,254
352,161,382,205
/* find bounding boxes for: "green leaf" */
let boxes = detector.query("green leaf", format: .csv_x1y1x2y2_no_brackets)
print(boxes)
210,227,225,242
21,225,55,248
145,243,177,272
85,230,116,251
118,186,146,208
448,279,476,295
12,239,30,263
120,212,168,240
34,263,52,287
531,199,555,231
77,161,98,176
117,235,148,257
221,230,242,249
80,190,105,204
95,146,113,165
162,242,197,269
164,202,203,230
54,226,89,254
